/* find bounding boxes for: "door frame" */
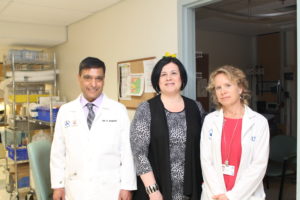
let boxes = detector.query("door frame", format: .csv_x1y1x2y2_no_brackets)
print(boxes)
178,0,220,99
178,0,299,197
296,2,299,197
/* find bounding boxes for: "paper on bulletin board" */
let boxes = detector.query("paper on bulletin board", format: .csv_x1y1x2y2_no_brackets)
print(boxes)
118,63,131,100
127,74,144,96
143,58,158,93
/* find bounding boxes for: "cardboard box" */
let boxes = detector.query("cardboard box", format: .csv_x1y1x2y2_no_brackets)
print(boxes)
9,162,30,188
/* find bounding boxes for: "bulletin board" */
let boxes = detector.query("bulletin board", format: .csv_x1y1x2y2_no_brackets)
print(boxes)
118,57,157,109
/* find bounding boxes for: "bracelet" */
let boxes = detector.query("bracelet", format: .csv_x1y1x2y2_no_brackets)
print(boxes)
145,183,159,194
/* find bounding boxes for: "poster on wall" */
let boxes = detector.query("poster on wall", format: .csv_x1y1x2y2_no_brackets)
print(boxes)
127,73,144,96
117,56,156,109
143,58,158,93
118,63,131,100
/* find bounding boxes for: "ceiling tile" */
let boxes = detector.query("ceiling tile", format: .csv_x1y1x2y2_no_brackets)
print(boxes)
0,2,91,25
0,0,10,11
12,0,121,12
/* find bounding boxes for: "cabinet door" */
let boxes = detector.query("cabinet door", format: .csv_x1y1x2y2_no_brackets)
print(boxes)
257,32,281,81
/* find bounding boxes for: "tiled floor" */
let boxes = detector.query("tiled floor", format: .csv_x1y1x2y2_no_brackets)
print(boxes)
0,158,297,200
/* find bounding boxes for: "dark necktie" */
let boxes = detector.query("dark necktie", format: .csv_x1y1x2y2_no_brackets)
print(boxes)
86,103,95,129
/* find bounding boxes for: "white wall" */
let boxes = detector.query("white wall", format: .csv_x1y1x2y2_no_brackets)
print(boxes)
54,0,178,119
0,22,66,48
196,30,254,72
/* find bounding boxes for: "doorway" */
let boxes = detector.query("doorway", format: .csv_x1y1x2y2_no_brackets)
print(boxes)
178,0,298,199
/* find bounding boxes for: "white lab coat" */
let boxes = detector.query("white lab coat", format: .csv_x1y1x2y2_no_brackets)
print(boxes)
50,94,136,200
200,106,269,200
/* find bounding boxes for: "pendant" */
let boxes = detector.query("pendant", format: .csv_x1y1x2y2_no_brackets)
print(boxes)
225,160,229,166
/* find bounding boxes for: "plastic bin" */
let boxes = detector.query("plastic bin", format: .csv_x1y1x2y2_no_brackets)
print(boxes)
9,162,30,188
6,145,28,161
36,107,59,122
18,176,30,188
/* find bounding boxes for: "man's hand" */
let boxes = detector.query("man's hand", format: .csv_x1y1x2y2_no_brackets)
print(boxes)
118,189,132,200
212,194,229,200
53,188,65,200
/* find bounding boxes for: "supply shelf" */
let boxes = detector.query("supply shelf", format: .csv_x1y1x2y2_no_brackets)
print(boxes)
2,49,58,200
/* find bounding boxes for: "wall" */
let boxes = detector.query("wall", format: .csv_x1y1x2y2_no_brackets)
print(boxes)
195,30,254,72
54,0,178,119
0,22,66,48
195,29,255,110
196,28,298,137
0,47,11,62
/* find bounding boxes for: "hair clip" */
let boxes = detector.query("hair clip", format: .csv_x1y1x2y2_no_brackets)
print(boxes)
164,52,176,58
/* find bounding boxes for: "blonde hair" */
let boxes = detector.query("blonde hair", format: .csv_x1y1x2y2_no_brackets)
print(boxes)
207,65,251,109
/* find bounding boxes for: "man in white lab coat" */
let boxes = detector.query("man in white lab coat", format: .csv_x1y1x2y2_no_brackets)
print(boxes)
50,57,136,200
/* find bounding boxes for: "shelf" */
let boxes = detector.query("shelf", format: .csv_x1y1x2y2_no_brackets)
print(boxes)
5,126,26,131
7,157,29,164
8,94,50,103
3,49,57,196
12,119,27,122
16,187,30,193
7,82,49,87
4,62,54,66
6,80,56,85
28,118,52,126
6,119,28,130
0,123,8,127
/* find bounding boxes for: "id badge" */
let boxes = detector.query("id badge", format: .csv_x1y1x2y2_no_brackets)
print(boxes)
222,164,235,176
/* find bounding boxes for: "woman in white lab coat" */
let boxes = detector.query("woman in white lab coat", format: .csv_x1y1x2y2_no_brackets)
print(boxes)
200,65,269,200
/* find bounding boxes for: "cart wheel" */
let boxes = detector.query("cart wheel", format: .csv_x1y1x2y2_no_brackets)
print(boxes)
25,190,35,200
25,195,34,200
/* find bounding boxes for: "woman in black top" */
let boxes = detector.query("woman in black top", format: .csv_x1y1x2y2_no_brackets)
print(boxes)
130,55,205,200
